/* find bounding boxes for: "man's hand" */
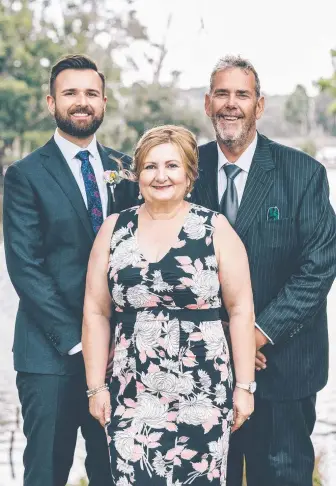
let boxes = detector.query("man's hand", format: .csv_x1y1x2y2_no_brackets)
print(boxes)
255,328,268,371
255,327,269,350
255,350,267,371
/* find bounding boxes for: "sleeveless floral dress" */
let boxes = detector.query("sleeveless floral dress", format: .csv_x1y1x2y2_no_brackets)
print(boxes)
106,204,233,486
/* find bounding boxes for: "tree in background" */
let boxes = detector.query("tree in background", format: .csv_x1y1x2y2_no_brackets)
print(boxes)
0,0,207,167
317,48,336,135
284,84,310,136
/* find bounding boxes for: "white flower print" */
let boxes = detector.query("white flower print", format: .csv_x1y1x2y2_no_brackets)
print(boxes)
113,346,129,377
176,371,195,395
126,284,154,308
160,358,180,373
163,318,179,357
199,321,225,360
181,321,195,333
111,226,130,249
190,270,220,301
205,255,218,269
134,312,162,356
141,371,179,398
116,476,132,486
183,212,207,240
112,283,125,307
116,458,135,475
209,429,230,462
177,393,214,426
214,383,227,405
133,393,168,429
153,451,167,477
114,429,138,462
152,270,173,293
128,357,136,374
109,236,142,273
198,369,212,391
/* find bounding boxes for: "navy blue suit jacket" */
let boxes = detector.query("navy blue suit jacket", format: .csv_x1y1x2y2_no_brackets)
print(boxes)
3,137,137,375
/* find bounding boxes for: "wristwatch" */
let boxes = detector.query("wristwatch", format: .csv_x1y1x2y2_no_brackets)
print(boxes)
235,381,257,394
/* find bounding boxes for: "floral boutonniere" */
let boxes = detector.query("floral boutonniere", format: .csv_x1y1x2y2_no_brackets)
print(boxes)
103,168,135,201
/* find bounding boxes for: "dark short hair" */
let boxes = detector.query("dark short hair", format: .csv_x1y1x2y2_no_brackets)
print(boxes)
49,54,105,96
210,55,261,98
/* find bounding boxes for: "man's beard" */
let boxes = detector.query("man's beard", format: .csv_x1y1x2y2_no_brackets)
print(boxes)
212,113,255,148
54,107,104,138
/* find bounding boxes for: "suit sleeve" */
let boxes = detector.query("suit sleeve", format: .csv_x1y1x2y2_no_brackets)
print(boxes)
3,164,82,355
257,164,336,344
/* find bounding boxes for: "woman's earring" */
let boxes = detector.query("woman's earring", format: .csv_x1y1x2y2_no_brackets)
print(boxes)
138,192,143,200
186,192,191,199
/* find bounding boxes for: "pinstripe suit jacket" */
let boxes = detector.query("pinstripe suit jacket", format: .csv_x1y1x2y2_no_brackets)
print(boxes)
192,133,336,400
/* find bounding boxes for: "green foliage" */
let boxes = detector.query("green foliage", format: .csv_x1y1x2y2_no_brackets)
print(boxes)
0,0,209,164
284,84,310,134
299,139,317,157
317,48,336,116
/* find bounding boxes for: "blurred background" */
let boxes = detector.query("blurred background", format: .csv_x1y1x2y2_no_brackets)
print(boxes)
0,0,335,484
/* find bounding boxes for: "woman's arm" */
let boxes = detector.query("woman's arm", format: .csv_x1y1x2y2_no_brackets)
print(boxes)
213,214,255,431
82,213,118,425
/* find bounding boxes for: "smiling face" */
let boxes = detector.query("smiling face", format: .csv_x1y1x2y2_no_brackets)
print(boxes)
46,68,107,141
139,143,190,204
205,67,264,151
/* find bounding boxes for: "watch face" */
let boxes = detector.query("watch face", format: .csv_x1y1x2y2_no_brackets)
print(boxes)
249,382,257,393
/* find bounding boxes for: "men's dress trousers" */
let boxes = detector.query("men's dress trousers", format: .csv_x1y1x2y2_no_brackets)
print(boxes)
76,150,104,234
220,164,242,225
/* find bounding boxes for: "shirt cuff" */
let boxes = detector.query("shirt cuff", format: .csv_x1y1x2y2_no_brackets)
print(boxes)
68,343,82,355
255,323,274,345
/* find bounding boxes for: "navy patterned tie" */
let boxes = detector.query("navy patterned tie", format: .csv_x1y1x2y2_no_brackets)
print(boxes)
76,150,104,234
220,164,242,226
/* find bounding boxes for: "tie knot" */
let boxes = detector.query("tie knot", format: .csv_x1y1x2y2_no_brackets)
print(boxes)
76,150,91,164
224,164,242,180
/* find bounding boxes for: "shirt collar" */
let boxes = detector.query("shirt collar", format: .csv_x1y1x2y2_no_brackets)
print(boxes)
217,132,258,173
54,129,99,163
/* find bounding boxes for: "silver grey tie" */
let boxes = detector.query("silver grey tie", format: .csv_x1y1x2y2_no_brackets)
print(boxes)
220,164,242,226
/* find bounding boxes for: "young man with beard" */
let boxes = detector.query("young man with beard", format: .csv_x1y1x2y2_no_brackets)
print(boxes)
3,55,137,486
191,55,336,486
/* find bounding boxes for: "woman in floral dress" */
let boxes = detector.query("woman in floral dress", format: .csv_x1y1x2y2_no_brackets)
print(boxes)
82,125,255,485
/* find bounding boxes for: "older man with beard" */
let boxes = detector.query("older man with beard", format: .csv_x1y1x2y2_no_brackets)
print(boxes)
3,54,137,486
191,55,336,486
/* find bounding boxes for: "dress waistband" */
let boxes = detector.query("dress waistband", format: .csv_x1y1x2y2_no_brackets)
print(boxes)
112,307,221,323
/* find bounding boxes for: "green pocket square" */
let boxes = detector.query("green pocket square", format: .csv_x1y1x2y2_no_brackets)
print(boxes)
267,206,280,221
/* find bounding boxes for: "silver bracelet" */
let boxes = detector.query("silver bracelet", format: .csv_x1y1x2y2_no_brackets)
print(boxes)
86,383,108,398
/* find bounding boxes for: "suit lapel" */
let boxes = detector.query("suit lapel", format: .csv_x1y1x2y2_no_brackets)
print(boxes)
196,141,219,211
234,134,275,239
40,138,95,241
98,143,120,216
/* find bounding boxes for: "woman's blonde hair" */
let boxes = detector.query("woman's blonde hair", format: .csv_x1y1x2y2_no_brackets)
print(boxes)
132,125,199,193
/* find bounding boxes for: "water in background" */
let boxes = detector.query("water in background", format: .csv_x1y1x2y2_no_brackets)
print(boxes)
0,171,335,485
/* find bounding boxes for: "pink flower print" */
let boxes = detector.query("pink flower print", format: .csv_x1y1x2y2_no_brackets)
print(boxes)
192,459,208,473
88,173,96,182
92,208,102,216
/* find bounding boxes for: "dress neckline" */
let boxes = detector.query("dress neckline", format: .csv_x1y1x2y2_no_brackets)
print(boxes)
134,203,194,265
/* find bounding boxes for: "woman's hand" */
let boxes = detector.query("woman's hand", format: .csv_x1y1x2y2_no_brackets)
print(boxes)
231,387,254,433
89,390,112,427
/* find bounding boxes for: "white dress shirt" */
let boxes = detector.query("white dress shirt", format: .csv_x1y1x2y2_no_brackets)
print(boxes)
54,129,108,355
217,133,274,345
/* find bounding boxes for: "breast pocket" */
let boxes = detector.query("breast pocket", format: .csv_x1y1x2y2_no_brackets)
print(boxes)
257,218,295,248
